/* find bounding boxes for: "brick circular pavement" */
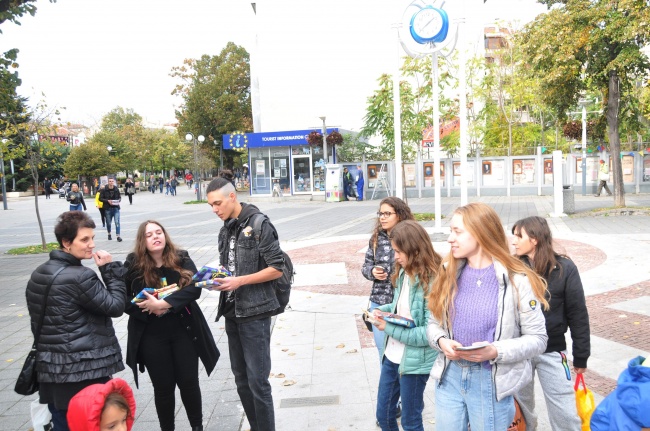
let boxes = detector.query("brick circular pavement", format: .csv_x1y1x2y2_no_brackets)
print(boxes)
288,238,607,296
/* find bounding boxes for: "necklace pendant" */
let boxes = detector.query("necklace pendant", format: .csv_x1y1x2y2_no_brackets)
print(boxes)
476,280,482,287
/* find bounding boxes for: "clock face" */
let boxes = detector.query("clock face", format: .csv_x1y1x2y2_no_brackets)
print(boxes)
409,6,447,44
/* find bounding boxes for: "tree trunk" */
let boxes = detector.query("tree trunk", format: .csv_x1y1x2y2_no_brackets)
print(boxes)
607,70,625,207
31,164,47,250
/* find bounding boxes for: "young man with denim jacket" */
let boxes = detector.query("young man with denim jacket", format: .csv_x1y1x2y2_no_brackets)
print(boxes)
205,178,283,431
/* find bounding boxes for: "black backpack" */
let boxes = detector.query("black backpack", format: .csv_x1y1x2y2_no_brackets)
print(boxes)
248,214,294,314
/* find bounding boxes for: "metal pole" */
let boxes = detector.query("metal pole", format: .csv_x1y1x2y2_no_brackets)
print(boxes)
321,118,328,164
1,152,7,210
432,51,441,230
581,104,587,196
393,25,403,200
194,138,202,201
10,159,15,191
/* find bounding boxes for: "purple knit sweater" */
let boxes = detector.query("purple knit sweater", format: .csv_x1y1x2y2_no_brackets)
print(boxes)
452,264,499,350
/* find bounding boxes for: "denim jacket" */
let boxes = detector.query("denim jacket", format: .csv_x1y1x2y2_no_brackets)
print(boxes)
216,203,284,320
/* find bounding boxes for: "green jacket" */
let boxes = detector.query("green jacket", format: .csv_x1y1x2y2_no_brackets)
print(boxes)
378,269,438,375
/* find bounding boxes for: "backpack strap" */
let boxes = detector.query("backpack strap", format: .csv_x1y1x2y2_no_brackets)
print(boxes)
248,213,267,242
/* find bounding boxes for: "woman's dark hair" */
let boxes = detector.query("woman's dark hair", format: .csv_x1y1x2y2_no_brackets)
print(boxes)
370,197,415,249
54,211,96,249
103,392,131,420
130,220,194,289
512,216,565,278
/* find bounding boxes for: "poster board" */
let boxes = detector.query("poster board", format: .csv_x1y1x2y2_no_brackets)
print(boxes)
622,155,634,183
404,164,416,187
483,160,504,186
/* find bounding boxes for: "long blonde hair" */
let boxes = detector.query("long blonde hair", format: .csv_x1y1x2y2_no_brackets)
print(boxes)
428,203,548,326
389,220,442,292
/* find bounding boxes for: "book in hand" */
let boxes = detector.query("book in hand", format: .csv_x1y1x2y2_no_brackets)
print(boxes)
454,342,490,351
131,284,179,303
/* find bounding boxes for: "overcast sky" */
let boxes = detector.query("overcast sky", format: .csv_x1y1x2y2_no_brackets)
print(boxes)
1,0,548,132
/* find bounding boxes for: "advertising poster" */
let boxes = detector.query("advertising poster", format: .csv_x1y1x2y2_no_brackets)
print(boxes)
404,164,416,187
622,155,634,183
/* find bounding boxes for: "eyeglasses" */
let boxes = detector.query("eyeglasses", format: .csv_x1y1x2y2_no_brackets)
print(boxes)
377,212,395,218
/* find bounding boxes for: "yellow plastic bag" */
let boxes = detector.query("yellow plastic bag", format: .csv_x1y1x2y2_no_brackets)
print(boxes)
575,373,595,431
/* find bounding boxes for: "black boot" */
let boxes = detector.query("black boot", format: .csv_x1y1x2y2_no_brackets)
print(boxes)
191,426,203,431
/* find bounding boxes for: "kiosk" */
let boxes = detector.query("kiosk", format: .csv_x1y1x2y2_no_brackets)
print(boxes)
325,164,345,202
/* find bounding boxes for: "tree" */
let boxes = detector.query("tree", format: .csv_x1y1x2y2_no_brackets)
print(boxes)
361,56,456,162
171,42,252,169
519,0,650,206
0,0,56,29
64,140,113,178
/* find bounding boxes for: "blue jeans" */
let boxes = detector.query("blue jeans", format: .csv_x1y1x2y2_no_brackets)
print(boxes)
225,317,275,431
376,358,428,431
368,301,386,360
105,207,120,235
435,360,515,431
48,404,69,431
69,203,82,211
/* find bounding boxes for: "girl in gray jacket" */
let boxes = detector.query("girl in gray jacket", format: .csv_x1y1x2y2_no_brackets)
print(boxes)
426,203,548,431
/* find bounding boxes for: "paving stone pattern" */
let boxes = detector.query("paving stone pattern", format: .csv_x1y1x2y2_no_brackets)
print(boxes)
0,188,649,430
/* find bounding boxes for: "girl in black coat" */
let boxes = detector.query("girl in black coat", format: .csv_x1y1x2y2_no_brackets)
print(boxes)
26,211,126,431
123,220,219,431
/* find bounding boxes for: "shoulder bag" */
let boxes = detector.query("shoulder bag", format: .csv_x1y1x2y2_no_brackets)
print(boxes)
15,267,64,396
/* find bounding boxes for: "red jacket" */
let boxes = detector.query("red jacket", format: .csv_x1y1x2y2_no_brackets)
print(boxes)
67,378,136,431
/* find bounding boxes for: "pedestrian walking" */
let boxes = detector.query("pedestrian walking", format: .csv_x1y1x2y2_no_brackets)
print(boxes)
165,178,171,195
512,216,590,431
95,184,106,227
594,159,612,197
67,378,136,431
372,220,441,431
158,176,164,194
170,175,178,196
99,177,122,242
25,211,126,431
124,176,135,205
356,164,365,201
122,221,219,431
44,177,52,199
66,183,87,211
149,174,156,193
426,202,549,431
205,177,285,431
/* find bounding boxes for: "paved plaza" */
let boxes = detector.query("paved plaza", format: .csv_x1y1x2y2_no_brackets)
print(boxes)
0,186,649,430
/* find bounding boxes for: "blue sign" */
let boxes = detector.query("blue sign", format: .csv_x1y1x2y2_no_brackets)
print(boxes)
223,128,338,149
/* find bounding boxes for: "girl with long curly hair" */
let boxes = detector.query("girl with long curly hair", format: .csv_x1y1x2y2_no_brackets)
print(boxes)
361,197,415,358
123,220,219,431
372,220,441,431
426,203,549,431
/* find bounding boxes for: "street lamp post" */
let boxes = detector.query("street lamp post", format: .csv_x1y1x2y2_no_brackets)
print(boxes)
1,139,9,210
185,133,205,201
318,116,328,164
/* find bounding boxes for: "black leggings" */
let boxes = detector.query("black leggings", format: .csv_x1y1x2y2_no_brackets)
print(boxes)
140,314,202,430
98,208,106,226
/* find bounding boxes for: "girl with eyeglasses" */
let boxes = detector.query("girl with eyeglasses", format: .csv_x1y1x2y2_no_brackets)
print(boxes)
426,203,549,431
362,197,415,358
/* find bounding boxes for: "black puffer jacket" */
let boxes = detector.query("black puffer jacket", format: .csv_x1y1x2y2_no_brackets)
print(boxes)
26,250,126,383
522,255,590,368
361,230,395,305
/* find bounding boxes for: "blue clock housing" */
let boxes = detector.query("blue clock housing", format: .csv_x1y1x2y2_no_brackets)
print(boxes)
409,6,449,44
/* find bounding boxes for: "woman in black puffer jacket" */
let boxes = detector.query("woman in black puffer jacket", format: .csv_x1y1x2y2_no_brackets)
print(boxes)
25,211,126,431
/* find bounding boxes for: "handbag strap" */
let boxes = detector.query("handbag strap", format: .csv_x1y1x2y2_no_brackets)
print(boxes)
574,372,587,393
31,267,65,349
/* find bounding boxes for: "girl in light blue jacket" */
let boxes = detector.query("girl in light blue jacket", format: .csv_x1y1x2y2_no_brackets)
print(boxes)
371,220,441,431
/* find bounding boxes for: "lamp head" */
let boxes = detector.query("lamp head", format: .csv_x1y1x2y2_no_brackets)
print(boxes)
319,116,326,122
185,133,193,141
198,135,205,142
107,146,112,152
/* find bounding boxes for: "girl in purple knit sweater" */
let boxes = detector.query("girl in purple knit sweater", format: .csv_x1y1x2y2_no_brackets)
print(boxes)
426,203,549,431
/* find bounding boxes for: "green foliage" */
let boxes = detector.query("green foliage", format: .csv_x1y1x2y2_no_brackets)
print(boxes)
0,0,56,31
519,0,650,204
335,133,376,162
64,140,113,178
361,55,456,162
171,42,252,169
6,242,59,255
